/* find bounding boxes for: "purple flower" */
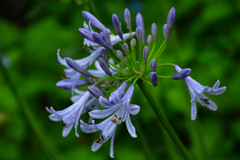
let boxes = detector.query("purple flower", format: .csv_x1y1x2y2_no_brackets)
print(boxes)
88,58,116,77
151,23,157,41
57,48,104,93
112,14,123,40
143,46,149,63
150,72,158,87
59,10,135,93
82,11,109,32
116,50,123,60
150,59,157,72
65,58,91,77
80,82,140,158
98,58,112,76
88,85,104,98
56,79,90,89
163,24,171,43
136,27,143,43
172,68,191,80
167,7,176,30
130,39,136,49
147,35,153,46
174,65,226,120
46,91,91,137
124,8,131,29
122,43,129,55
80,16,135,51
136,13,146,44
162,7,176,43
92,32,113,50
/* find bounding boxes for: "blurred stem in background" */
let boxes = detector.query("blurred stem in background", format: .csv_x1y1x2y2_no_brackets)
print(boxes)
133,116,157,160
84,0,97,16
138,80,193,160
0,57,65,160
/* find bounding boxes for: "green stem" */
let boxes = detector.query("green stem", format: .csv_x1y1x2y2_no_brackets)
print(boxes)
132,77,139,85
0,61,65,160
141,78,152,86
158,75,172,79
138,41,144,69
147,42,156,63
100,83,121,88
109,50,120,64
126,76,136,82
153,42,166,60
87,0,97,15
130,29,133,39
144,63,175,77
157,63,175,67
137,79,193,160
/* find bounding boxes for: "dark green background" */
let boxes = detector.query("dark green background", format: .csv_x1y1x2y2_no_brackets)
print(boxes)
0,0,239,159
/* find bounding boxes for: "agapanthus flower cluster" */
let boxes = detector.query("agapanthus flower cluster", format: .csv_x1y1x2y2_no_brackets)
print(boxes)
46,7,226,158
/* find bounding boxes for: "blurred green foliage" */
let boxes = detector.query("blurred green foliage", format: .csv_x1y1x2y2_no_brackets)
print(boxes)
0,0,239,159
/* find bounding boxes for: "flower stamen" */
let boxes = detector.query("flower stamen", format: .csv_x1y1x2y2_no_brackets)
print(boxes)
60,120,66,127
111,118,117,123
94,135,105,143
200,98,210,105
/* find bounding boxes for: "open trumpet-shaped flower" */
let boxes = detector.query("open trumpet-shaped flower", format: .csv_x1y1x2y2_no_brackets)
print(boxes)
80,81,140,158
57,48,104,94
173,65,226,120
46,89,100,137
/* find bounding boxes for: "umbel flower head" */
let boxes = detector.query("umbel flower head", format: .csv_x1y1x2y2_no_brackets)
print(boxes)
46,7,226,158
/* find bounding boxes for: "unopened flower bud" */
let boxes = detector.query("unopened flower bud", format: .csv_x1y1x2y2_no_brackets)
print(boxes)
112,14,123,39
150,59,157,72
130,39,136,49
116,50,123,60
79,28,94,42
124,8,131,29
86,77,99,84
147,35,153,46
143,46,149,63
92,33,113,50
98,58,112,76
136,13,146,44
163,24,170,43
101,30,111,44
88,86,104,98
101,49,108,61
150,72,158,87
82,11,109,31
151,23,157,41
66,58,91,77
167,7,176,29
136,27,143,43
171,67,191,80
122,43,129,54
